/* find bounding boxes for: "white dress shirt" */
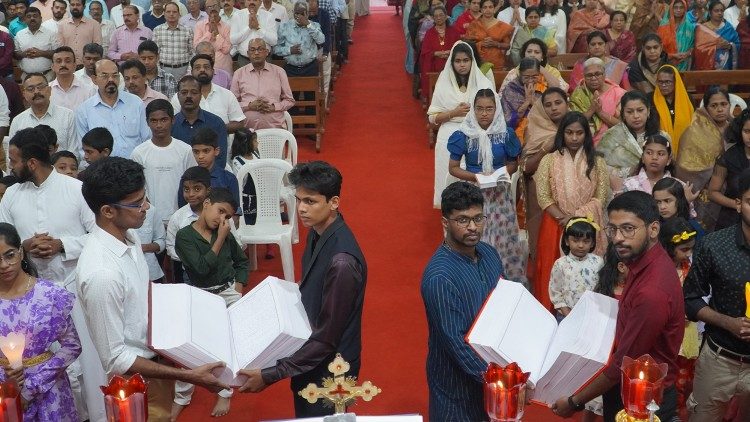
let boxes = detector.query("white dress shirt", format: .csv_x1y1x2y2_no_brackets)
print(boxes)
165,203,199,260
50,75,98,111
40,18,63,34
0,170,96,286
77,226,154,377
170,83,245,125
135,206,166,281
219,7,238,25
230,8,278,56
0,86,9,128
9,104,79,157
110,4,145,27
14,26,60,73
129,138,197,224
260,2,288,23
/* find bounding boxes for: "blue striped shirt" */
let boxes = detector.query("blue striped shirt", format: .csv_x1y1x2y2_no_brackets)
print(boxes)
421,241,504,421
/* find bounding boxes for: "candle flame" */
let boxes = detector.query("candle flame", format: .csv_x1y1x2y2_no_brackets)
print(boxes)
119,390,126,400
639,371,644,380
497,380,504,389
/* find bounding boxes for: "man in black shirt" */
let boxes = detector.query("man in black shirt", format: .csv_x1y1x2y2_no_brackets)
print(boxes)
683,168,750,421
238,161,367,418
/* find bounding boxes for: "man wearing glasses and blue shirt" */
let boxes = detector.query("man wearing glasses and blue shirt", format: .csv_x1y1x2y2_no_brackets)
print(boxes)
76,59,151,158
420,181,505,421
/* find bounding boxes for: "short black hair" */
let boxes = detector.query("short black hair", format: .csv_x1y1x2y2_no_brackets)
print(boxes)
181,166,211,189
289,161,343,201
738,168,750,196
22,72,47,84
137,40,159,56
82,43,104,57
53,0,68,7
177,74,200,91
587,30,607,44
190,53,214,68
82,127,114,152
561,218,597,255
80,157,145,216
440,181,483,218
51,150,78,166
9,128,51,165
146,98,174,118
191,127,218,148
607,190,660,224
25,6,41,15
207,187,238,210
36,125,58,149
11,0,28,7
120,59,146,76
52,46,76,60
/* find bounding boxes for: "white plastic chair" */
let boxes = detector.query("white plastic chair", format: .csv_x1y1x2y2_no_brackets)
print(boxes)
235,159,296,282
283,111,293,132
255,128,299,242
255,128,298,165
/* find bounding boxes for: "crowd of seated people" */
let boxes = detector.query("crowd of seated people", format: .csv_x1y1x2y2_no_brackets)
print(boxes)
0,0,366,420
413,0,750,419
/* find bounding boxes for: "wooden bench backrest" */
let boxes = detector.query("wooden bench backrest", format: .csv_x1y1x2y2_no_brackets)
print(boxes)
287,75,326,151
548,53,588,70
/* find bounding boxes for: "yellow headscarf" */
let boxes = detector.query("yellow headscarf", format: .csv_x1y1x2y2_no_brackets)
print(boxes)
653,64,694,155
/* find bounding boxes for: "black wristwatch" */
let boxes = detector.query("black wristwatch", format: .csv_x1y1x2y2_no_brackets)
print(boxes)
568,395,585,412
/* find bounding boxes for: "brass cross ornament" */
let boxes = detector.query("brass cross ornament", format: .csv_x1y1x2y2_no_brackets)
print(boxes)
298,354,382,414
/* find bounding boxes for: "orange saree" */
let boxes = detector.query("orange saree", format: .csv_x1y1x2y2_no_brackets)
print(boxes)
466,19,515,69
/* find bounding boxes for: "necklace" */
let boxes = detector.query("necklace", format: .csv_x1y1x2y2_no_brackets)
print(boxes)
437,27,446,46
0,275,33,299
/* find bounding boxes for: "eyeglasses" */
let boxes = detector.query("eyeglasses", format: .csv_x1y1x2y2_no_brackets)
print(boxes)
24,83,47,93
520,74,539,83
0,249,22,266
604,224,643,239
448,215,487,228
656,79,674,86
584,71,604,79
98,72,120,80
248,47,267,53
475,106,496,115
111,197,149,212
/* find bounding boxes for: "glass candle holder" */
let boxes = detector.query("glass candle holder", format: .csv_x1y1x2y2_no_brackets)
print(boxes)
0,380,22,422
484,362,530,422
620,355,667,419
101,373,148,422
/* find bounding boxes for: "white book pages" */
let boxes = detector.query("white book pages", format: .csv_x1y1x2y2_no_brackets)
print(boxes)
229,280,283,369
475,166,511,189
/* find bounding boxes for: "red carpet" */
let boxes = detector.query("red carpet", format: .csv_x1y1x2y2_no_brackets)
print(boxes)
180,7,582,422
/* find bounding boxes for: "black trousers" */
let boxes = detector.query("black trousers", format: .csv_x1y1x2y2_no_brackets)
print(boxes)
284,60,319,77
602,384,678,422
289,357,361,418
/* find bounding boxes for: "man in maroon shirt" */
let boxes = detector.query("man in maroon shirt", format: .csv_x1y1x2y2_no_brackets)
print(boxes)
552,191,685,422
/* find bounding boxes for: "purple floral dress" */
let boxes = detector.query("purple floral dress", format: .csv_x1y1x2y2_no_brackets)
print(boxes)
0,279,81,421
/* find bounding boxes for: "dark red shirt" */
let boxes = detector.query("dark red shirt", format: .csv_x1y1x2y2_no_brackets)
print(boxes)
0,31,13,78
603,243,685,387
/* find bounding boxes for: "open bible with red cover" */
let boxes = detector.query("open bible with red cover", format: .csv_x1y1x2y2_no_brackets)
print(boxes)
148,276,312,386
466,279,618,405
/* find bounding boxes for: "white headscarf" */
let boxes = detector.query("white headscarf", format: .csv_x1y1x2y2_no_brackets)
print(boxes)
427,41,495,122
459,89,508,174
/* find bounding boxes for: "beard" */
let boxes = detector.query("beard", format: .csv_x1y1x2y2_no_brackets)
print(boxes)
14,164,34,183
196,73,212,84
70,9,83,18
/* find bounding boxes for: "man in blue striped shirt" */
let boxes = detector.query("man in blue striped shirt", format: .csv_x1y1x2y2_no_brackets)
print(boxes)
421,181,505,421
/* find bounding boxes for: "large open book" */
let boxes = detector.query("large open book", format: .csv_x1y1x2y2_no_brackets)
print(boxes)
149,276,312,386
466,280,618,405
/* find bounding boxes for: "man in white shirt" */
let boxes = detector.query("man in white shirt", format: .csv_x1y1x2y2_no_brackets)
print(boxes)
40,0,67,33
0,86,9,168
50,46,97,112
111,0,145,27
0,127,106,422
13,7,59,79
88,0,116,53
130,99,196,225
122,59,169,106
230,0,277,67
76,156,229,420
497,0,524,39
29,0,55,21
219,0,238,24
10,73,79,157
260,0,289,23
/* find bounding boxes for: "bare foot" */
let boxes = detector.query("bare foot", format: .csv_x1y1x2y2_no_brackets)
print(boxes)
171,402,187,421
211,396,231,417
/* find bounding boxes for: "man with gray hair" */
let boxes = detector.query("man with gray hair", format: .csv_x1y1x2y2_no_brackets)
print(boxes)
274,0,325,76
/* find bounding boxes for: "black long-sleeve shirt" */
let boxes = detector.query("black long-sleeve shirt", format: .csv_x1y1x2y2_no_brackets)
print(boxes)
684,223,750,355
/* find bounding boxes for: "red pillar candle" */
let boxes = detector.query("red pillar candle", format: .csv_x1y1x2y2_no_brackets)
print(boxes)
101,374,148,422
620,355,668,419
484,362,530,422
0,381,22,422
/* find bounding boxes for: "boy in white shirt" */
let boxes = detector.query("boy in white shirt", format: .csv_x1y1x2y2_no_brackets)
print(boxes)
130,99,197,226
